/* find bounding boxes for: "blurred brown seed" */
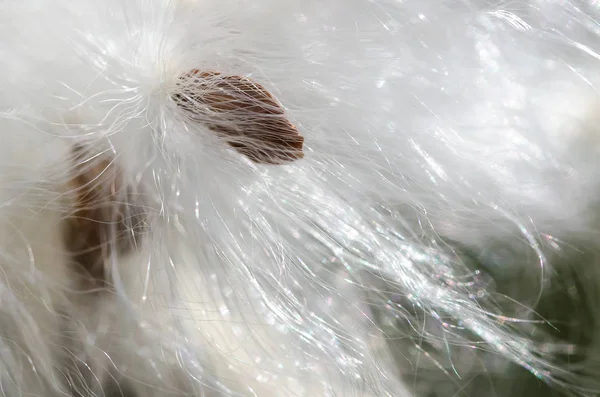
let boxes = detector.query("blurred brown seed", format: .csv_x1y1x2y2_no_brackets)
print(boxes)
172,69,304,165
64,145,145,288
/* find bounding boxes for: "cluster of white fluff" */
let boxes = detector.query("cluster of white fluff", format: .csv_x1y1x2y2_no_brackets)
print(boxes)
0,0,600,396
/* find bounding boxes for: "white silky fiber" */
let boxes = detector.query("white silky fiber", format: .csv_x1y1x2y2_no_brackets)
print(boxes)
0,1,598,396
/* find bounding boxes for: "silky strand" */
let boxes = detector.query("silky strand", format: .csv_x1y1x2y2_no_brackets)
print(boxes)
0,0,598,396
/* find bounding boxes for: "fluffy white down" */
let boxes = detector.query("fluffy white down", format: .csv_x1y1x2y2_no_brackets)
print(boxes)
0,0,600,396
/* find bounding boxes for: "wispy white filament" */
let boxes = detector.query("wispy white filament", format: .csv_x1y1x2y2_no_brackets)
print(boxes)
0,0,598,396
